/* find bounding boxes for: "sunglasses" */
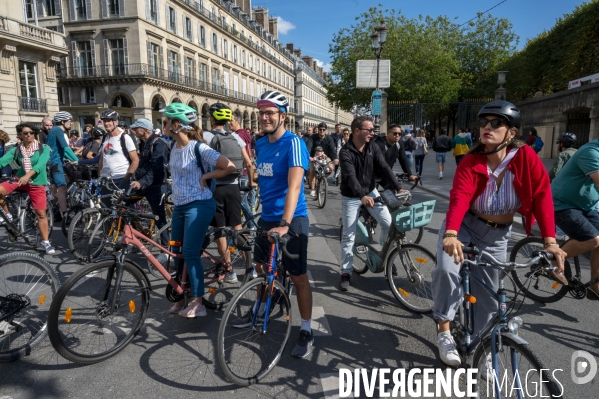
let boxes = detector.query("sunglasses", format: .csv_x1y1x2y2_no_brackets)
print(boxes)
389,131,402,136
360,128,375,133
21,131,35,136
478,118,507,129
319,128,326,131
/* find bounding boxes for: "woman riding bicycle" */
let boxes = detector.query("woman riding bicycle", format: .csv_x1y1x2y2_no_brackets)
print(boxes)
0,123,54,254
162,103,236,318
431,101,566,366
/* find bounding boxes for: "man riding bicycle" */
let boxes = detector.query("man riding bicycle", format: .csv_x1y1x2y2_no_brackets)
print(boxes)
308,122,338,199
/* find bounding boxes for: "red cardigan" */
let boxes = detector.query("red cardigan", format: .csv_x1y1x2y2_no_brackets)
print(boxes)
445,144,555,238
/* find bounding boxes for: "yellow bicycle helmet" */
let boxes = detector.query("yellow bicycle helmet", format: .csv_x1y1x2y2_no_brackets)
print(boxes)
209,102,232,121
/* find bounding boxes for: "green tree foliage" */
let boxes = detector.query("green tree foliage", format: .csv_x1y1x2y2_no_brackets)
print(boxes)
501,0,599,101
326,6,517,111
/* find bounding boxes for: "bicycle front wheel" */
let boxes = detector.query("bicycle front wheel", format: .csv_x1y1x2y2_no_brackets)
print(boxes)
472,333,563,398
47,259,150,364
509,236,570,303
87,216,121,262
0,252,59,362
68,208,104,261
217,278,291,386
387,244,435,313
61,204,85,238
317,177,327,208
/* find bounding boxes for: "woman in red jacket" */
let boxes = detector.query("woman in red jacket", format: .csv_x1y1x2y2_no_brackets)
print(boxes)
431,101,566,367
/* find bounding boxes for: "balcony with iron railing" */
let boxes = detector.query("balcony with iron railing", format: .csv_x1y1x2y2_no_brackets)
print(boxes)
19,97,48,113
0,16,66,51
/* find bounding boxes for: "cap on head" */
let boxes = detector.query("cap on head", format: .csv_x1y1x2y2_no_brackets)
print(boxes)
317,122,327,129
130,118,153,131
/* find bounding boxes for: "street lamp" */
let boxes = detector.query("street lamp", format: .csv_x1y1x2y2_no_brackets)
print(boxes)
371,20,388,135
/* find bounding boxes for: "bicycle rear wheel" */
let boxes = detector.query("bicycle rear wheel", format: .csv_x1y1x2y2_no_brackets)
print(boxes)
0,252,59,362
68,208,104,261
61,204,84,238
87,216,121,262
201,230,252,310
402,226,423,244
472,333,563,398
47,259,150,364
387,244,435,313
509,236,570,303
317,177,327,208
20,200,53,247
217,278,291,386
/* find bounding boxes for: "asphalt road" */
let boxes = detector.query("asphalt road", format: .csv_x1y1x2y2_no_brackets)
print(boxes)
1,154,597,399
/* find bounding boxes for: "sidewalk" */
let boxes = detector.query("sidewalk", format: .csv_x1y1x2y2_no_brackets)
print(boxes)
401,150,555,233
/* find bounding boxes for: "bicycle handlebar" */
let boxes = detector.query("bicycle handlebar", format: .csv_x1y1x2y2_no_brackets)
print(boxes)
396,173,422,190
462,246,555,272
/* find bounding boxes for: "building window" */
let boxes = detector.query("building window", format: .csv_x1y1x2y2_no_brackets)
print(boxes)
19,60,38,98
199,25,206,48
212,67,220,89
44,0,59,16
184,57,194,84
147,0,158,23
249,54,253,71
167,5,176,33
263,62,266,77
23,0,36,22
256,58,259,73
168,50,180,82
200,63,207,88
75,0,87,20
233,45,237,63
147,42,162,76
184,16,192,41
212,33,218,53
222,39,228,59
76,41,95,76
241,50,246,68
81,87,95,104
108,0,120,16
110,39,126,74
268,65,271,80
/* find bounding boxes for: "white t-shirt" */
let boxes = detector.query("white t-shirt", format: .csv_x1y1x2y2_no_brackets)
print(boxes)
202,130,246,184
100,130,137,179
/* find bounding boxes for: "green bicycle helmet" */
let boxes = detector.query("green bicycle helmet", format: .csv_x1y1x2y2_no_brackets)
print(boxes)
208,102,232,121
162,103,198,124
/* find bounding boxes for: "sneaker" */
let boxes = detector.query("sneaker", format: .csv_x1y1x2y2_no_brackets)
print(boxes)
169,300,185,314
338,273,351,292
41,241,56,255
439,175,443,180
310,190,316,198
437,332,461,366
224,271,238,283
250,266,258,280
178,301,207,318
291,329,314,358
481,353,493,380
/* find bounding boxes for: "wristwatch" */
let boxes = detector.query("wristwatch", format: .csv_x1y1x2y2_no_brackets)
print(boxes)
279,219,291,228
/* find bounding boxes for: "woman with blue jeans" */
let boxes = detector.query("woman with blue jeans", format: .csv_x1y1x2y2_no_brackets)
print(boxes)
162,103,236,318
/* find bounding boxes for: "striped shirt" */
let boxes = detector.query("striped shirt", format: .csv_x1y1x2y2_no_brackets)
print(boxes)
471,148,521,215
169,140,220,206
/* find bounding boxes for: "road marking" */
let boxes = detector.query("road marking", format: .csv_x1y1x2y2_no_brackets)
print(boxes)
320,372,354,399
312,306,332,336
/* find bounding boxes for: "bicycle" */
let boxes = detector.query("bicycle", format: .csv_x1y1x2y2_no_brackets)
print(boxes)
450,246,563,398
509,235,592,303
47,202,252,364
217,228,297,386
0,252,59,362
0,177,54,248
340,189,437,312
313,159,332,209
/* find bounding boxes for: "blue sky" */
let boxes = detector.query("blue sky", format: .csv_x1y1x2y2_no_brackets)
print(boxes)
261,0,588,71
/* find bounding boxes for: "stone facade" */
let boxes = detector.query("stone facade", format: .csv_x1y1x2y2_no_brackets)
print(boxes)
57,0,297,133
516,82,599,158
0,0,68,138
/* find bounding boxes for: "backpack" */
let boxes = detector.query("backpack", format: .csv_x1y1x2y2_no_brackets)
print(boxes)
194,141,216,193
532,136,544,153
409,137,418,151
12,144,51,171
101,133,132,164
209,131,243,183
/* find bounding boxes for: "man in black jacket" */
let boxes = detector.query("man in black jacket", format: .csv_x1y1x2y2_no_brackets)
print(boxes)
373,124,417,190
129,118,167,234
338,116,402,292
432,127,452,179
308,122,338,198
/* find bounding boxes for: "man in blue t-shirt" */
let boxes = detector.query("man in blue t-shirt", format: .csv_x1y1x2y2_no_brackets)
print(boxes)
552,139,599,299
253,90,314,358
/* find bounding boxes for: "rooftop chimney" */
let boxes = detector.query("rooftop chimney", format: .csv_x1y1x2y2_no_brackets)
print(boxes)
302,56,314,68
234,0,252,15
294,49,302,58
253,7,268,30
268,17,278,39
286,43,294,53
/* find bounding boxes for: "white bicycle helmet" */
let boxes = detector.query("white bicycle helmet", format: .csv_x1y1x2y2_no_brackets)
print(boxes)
257,90,289,112
53,111,73,123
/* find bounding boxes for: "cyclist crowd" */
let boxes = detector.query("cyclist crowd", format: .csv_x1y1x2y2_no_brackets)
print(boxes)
2,91,598,370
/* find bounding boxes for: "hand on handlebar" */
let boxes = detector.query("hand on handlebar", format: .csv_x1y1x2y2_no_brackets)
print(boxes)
543,244,566,274
130,181,141,190
408,175,419,181
442,234,464,264
361,195,375,208
267,225,289,242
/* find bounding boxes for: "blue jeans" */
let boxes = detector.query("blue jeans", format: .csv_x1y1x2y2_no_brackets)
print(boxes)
414,155,425,175
405,152,413,171
171,199,216,298
340,189,392,275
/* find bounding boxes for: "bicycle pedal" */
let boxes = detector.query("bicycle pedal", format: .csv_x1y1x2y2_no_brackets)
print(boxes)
356,246,368,254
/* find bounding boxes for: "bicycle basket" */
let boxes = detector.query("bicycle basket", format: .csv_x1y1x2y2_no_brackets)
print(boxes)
392,200,436,233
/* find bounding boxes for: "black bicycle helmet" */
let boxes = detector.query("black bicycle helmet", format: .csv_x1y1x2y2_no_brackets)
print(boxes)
70,130,79,136
101,109,120,121
557,132,577,148
477,100,521,129
208,102,232,121
118,120,129,129
317,122,328,129
91,127,105,138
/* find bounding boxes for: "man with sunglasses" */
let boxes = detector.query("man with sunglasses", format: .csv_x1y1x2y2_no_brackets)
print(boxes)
338,117,402,292
308,122,338,198
373,124,417,190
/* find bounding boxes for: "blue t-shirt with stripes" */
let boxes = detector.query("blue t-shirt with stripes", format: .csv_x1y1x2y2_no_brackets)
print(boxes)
255,131,309,222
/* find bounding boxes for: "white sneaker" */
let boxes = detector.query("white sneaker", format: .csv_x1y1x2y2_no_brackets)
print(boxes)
41,241,56,255
310,190,316,198
481,353,493,380
437,332,461,366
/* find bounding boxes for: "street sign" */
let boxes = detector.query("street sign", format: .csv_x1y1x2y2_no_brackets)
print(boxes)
356,60,390,88
372,90,382,116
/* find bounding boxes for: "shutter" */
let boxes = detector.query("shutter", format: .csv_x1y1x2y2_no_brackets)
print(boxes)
69,0,75,21
156,0,160,25
103,39,110,75
197,23,201,45
146,41,152,67
159,45,163,71
54,0,61,15
145,0,150,20
123,37,128,74
71,41,78,75
119,0,125,17
101,0,107,18
90,40,96,75
165,4,168,30
85,0,92,20
174,9,178,34
37,0,45,18
193,59,196,80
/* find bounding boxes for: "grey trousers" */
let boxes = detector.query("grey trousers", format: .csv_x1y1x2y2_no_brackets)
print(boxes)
432,211,511,337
